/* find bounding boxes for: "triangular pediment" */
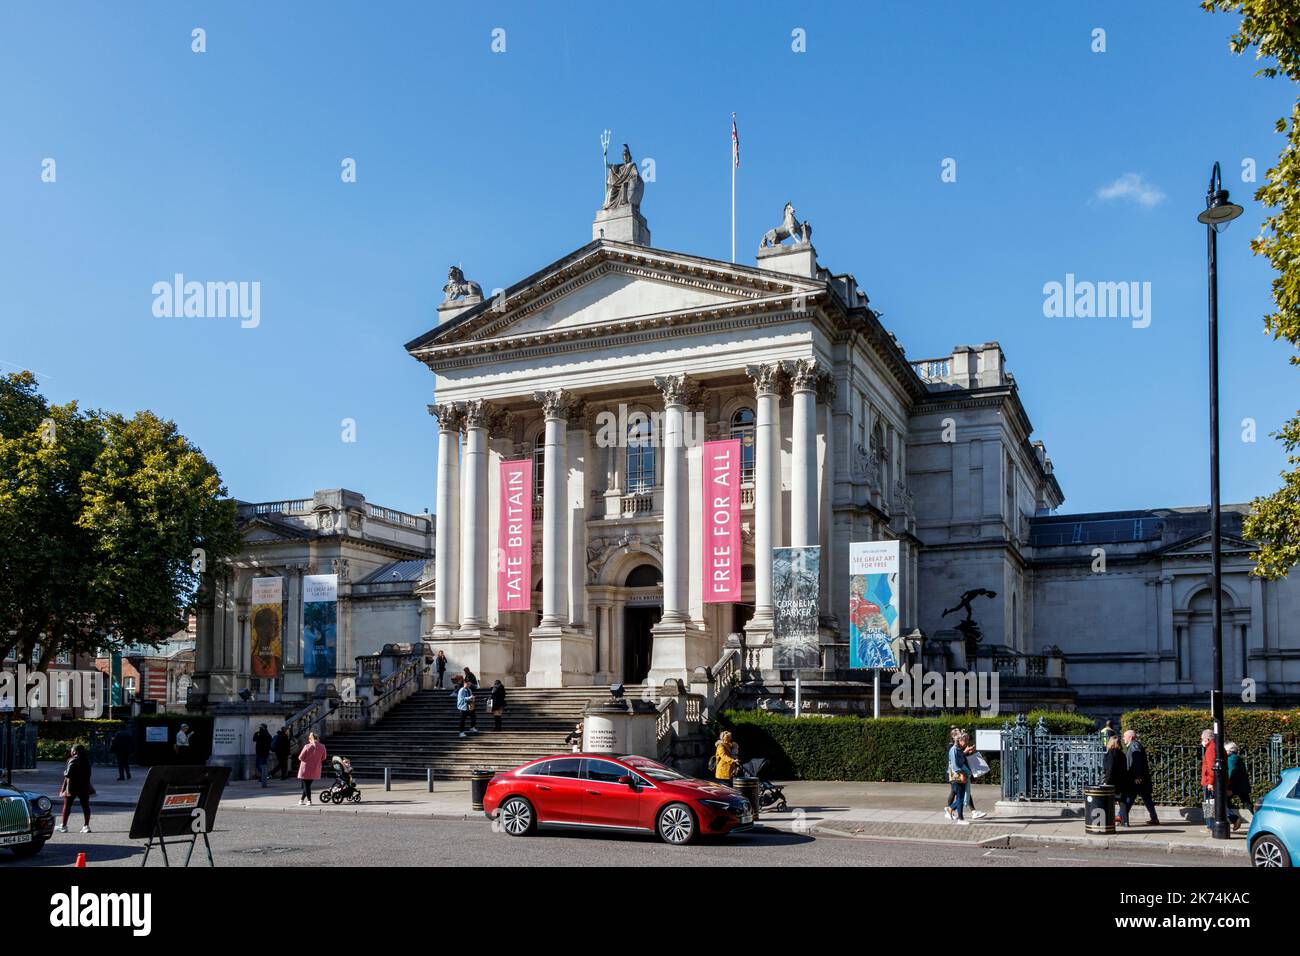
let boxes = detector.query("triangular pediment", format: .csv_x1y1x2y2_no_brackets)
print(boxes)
1159,530,1255,558
405,240,823,360
240,516,313,544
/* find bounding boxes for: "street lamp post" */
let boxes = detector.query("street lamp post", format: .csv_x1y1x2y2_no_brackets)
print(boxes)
1196,161,1242,841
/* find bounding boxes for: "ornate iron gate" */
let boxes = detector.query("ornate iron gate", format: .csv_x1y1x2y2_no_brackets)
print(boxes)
1001,714,1103,801
0,722,38,771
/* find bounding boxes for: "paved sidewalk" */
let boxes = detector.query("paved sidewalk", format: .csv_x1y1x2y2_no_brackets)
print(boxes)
10,764,1247,857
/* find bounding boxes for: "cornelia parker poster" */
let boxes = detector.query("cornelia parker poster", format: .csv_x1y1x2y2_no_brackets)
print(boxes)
849,540,900,670
773,546,820,669
302,573,338,679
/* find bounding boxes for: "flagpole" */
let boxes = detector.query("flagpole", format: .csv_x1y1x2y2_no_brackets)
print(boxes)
730,113,736,263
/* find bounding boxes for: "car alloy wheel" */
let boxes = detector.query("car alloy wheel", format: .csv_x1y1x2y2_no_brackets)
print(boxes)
500,797,534,836
1251,834,1291,868
657,803,696,845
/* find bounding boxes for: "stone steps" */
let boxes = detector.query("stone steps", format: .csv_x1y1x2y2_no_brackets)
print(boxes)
323,684,626,780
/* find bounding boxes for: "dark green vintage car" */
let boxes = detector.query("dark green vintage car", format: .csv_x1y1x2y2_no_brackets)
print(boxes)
0,782,55,858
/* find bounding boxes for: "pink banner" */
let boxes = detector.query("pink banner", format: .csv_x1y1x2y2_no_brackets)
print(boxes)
497,459,532,612
703,439,742,604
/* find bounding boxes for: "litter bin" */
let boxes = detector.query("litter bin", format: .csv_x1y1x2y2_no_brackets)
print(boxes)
1084,784,1116,834
731,776,760,819
470,769,494,812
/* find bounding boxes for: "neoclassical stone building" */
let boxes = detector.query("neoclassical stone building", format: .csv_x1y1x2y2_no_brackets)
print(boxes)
402,155,1300,710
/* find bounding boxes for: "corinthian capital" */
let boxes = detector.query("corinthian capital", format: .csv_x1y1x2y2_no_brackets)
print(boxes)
745,361,789,397
427,402,465,431
653,372,701,408
815,370,837,405
789,357,823,392
533,388,582,422
461,398,511,433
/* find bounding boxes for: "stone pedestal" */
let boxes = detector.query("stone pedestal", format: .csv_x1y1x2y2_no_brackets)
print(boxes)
756,241,817,278
647,620,712,685
210,706,296,780
583,702,659,758
441,632,514,686
593,206,651,245
526,626,593,687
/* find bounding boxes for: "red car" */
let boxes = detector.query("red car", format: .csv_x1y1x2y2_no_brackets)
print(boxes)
482,753,754,845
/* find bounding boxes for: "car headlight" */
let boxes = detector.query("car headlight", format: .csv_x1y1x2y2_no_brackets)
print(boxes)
34,797,52,814
702,799,735,811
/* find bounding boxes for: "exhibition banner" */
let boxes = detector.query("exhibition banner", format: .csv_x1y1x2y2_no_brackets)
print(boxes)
302,573,338,679
497,458,533,612
702,439,742,604
249,576,283,679
773,545,820,669
849,540,901,669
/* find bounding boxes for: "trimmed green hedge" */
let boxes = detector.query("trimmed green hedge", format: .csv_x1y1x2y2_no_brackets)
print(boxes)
36,719,124,742
718,710,1094,783
1121,708,1300,751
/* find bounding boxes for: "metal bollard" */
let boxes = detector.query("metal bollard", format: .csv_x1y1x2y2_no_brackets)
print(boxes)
384,767,392,792
731,776,760,819
427,768,434,793
470,768,494,811
1084,784,1116,834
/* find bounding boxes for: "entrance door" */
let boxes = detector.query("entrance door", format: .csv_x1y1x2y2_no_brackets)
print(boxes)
623,605,661,684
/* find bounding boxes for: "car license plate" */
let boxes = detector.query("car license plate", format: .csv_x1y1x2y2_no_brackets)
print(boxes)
739,811,753,825
0,833,28,847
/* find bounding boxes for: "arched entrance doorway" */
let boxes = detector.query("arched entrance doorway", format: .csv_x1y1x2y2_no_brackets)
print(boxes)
622,564,662,684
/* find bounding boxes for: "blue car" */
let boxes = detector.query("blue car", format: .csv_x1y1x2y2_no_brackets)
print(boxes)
1247,767,1300,867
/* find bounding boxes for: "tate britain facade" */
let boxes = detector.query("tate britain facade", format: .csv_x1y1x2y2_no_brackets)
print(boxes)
193,153,1300,713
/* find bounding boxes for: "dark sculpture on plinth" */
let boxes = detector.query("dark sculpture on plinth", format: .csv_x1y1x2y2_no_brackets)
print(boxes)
941,588,998,663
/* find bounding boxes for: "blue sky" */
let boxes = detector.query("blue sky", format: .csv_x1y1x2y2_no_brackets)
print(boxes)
1,1,1295,517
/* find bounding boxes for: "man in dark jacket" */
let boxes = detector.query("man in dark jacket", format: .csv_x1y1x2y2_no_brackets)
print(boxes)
253,723,273,787
271,727,291,780
1122,729,1160,825
109,728,133,781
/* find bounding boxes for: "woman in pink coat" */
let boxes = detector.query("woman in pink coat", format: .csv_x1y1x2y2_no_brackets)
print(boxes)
296,732,327,806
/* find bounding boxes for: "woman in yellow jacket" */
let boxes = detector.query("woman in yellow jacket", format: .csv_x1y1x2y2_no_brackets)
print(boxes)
714,731,740,785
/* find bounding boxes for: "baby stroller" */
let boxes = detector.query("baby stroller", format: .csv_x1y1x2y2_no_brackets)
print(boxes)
320,756,362,805
741,758,787,812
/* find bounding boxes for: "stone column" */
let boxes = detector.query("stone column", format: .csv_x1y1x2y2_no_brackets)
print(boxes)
528,389,592,686
816,369,837,630
458,399,507,631
429,403,463,636
656,374,695,624
790,358,820,548
745,362,786,640
647,374,709,685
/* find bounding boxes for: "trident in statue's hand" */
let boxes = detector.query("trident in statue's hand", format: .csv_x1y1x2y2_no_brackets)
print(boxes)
600,129,611,199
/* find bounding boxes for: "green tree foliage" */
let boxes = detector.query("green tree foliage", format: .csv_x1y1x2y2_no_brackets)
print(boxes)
0,371,239,668
1204,1,1300,577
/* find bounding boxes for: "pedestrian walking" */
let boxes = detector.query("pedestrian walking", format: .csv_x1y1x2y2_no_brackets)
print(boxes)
961,735,988,819
489,679,506,731
712,730,740,785
1226,741,1253,831
55,743,94,833
1103,734,1132,826
272,727,291,780
564,720,583,752
253,723,273,788
462,666,479,690
943,726,961,813
174,723,192,763
296,732,326,806
457,680,478,737
109,727,133,781
946,732,972,824
1200,728,1218,831
434,650,448,689
1122,729,1160,825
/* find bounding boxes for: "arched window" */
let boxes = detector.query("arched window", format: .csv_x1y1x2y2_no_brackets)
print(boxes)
532,432,545,500
730,407,756,483
626,418,655,493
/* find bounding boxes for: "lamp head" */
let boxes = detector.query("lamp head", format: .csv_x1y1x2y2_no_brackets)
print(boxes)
1197,162,1243,231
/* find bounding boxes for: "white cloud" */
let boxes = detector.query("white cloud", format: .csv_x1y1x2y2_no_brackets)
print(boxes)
1095,172,1166,208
